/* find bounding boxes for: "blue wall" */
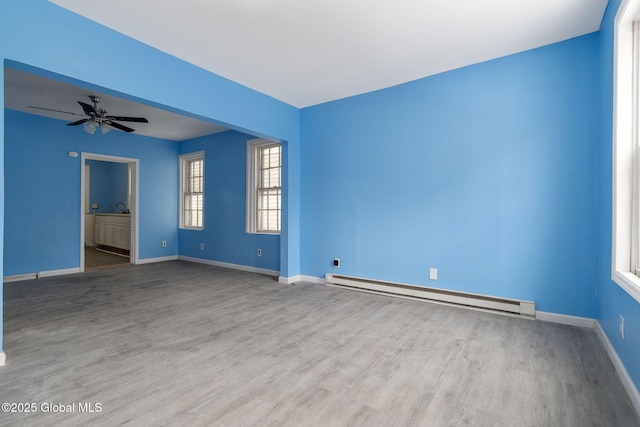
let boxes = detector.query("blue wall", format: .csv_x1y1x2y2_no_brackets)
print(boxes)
4,109,179,275
597,0,640,394
0,0,301,354
87,160,129,213
301,34,600,318
0,0,300,279
178,131,280,272
4,114,282,276
1,0,637,397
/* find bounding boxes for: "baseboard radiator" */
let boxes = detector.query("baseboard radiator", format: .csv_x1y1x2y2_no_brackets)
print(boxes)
325,273,536,317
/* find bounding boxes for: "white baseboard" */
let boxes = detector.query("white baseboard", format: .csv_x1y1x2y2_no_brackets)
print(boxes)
3,273,37,282
536,311,596,328
278,275,300,284
39,268,81,278
539,312,640,416
179,256,279,277
4,267,81,283
278,275,325,284
0,352,5,366
300,275,325,284
137,255,179,265
595,321,640,416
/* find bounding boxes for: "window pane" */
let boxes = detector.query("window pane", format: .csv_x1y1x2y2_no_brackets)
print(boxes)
257,187,280,232
184,194,203,228
182,156,204,228
268,193,278,208
270,150,280,168
253,143,281,232
261,169,270,188
188,159,203,193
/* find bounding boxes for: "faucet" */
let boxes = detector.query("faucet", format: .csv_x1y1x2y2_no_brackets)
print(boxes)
115,202,126,213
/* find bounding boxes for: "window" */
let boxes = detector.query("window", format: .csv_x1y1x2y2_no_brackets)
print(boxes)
180,152,204,229
246,139,281,234
613,0,640,303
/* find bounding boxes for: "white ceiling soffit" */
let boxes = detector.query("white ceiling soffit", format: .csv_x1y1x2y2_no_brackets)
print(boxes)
5,68,228,141
49,0,608,108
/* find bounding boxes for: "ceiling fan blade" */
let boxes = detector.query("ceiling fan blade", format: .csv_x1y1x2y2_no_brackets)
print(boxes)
77,101,96,116
28,106,85,116
104,120,135,133
106,116,148,123
67,119,90,126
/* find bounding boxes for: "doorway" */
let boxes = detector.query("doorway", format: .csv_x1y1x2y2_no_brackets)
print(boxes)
81,153,139,271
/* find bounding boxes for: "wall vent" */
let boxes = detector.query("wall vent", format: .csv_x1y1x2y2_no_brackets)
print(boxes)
325,273,535,318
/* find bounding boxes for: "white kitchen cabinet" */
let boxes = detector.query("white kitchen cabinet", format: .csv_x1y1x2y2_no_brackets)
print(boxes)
95,214,131,250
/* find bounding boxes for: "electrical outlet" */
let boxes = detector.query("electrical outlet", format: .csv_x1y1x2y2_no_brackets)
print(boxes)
620,315,625,340
429,268,438,280
200,243,205,250
333,258,340,268
161,240,167,248
257,249,262,256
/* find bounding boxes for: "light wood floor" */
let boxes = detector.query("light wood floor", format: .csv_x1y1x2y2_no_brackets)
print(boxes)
1,261,638,426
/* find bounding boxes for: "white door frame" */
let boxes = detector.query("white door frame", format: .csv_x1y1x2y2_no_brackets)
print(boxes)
80,152,140,271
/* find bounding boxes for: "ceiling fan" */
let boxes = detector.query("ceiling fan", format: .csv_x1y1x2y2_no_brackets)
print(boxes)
29,95,149,134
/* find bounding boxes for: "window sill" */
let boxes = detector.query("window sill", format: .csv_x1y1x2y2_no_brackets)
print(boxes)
247,231,280,236
180,227,204,231
612,271,640,304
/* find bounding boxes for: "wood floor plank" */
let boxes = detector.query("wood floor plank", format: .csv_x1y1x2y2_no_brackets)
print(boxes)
0,261,638,426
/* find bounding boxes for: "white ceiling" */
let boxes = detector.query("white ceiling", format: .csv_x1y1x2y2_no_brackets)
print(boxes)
50,0,608,108
4,68,228,141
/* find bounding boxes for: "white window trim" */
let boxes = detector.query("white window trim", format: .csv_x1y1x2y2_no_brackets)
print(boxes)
246,138,281,234
613,0,640,303
179,151,205,230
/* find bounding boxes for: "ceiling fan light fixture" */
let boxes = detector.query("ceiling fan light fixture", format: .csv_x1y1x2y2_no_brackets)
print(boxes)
33,95,148,134
83,120,97,134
